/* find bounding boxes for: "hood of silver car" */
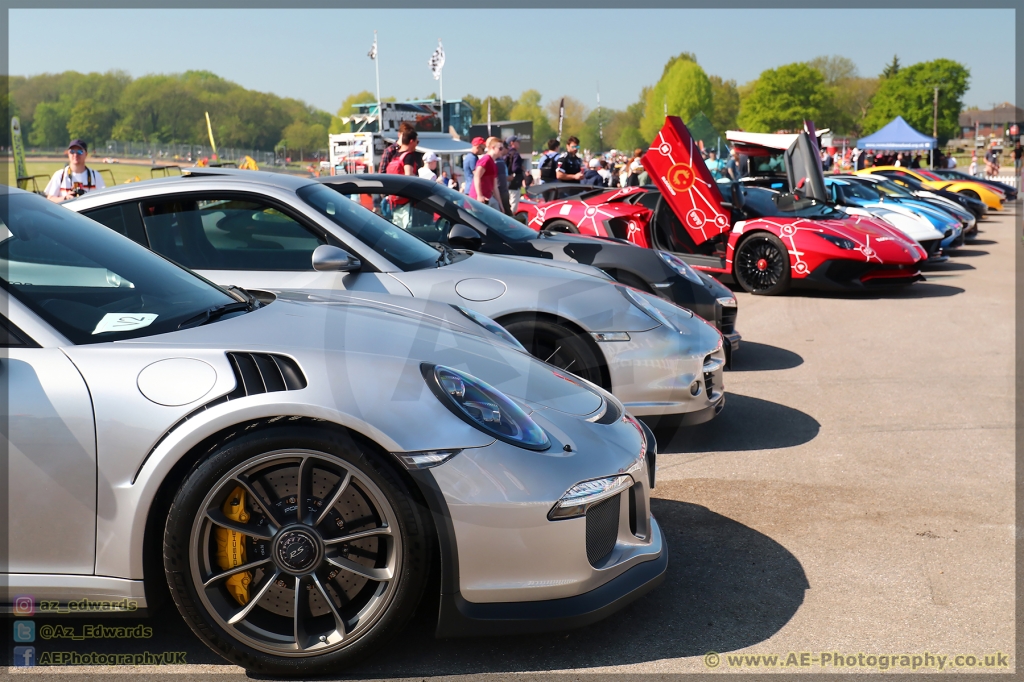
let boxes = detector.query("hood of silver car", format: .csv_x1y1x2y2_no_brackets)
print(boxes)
121,295,604,417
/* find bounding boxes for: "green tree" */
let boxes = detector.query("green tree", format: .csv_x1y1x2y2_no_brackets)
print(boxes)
546,96,589,141
614,126,646,153
737,62,833,132
660,52,697,79
806,55,877,136
28,99,72,146
66,99,102,146
709,75,740,132
881,55,901,79
336,90,376,118
509,89,555,147
279,120,328,157
861,58,969,144
807,55,858,87
640,59,713,140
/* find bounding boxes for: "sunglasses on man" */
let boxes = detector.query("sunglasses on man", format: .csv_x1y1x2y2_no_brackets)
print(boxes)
68,148,85,156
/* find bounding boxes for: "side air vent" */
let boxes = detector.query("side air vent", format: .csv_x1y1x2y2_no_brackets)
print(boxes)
226,352,307,396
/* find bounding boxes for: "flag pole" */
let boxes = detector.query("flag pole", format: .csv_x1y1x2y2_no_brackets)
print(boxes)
373,30,382,133
439,39,444,134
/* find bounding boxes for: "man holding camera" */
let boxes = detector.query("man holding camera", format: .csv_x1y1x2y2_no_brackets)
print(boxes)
45,139,105,202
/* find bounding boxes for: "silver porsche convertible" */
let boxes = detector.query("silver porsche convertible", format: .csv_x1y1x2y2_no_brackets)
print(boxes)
68,169,726,426
2,189,664,675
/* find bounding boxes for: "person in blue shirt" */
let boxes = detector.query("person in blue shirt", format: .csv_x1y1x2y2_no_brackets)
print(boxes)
462,137,485,192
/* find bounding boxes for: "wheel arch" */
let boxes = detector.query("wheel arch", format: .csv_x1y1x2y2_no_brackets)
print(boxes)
492,310,612,391
139,414,438,614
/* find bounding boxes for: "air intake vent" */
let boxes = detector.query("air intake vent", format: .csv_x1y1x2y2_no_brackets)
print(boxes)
226,352,307,397
585,494,620,566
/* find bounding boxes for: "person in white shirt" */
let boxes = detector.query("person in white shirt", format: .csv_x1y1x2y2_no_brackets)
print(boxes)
44,139,106,203
418,151,442,182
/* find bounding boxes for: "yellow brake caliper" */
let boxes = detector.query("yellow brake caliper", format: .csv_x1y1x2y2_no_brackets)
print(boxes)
214,486,253,605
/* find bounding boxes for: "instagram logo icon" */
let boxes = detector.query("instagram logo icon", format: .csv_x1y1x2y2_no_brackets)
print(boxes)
13,595,35,616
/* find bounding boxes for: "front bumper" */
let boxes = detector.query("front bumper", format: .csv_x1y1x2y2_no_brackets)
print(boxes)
798,259,925,291
436,525,667,636
595,322,726,418
412,403,663,623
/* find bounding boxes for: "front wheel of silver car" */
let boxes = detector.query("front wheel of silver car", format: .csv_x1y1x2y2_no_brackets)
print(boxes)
163,425,432,676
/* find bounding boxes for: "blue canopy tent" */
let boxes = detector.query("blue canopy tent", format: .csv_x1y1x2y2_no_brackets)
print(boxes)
856,116,936,150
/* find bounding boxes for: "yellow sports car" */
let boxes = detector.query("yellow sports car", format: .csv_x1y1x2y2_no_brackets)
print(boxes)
857,166,1004,210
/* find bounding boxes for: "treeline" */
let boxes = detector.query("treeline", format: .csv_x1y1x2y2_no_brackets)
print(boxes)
381,53,968,150
5,54,970,156
4,70,331,152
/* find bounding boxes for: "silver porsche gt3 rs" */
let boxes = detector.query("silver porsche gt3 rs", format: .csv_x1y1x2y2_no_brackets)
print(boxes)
68,169,726,425
2,189,665,675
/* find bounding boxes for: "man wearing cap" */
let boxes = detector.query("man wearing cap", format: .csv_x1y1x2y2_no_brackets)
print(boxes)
45,139,106,203
504,135,525,214
581,158,605,186
418,151,442,182
462,137,485,193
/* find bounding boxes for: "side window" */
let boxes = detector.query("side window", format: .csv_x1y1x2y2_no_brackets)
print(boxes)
354,192,451,244
139,196,325,270
82,203,148,246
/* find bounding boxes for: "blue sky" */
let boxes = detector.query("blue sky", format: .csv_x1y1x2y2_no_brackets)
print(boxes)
10,9,1016,115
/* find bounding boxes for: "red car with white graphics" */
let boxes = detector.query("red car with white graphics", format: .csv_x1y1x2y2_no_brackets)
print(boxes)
523,117,927,295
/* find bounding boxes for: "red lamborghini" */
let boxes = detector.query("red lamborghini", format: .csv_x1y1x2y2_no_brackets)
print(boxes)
523,117,927,295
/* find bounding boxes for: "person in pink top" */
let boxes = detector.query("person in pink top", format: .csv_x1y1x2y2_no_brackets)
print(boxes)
469,137,503,203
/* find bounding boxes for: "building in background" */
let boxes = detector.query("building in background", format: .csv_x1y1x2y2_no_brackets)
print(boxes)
340,99,474,138
959,103,1023,147
467,120,535,156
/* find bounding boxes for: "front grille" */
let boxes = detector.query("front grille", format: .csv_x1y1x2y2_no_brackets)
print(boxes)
703,354,717,397
585,495,620,566
719,306,738,334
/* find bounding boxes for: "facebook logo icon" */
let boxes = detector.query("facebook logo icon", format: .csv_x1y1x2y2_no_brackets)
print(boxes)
13,646,35,667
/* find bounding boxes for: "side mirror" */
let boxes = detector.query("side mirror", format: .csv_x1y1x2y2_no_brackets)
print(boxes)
312,244,361,272
447,223,482,251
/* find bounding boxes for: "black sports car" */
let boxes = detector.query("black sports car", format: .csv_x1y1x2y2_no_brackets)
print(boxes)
321,174,741,361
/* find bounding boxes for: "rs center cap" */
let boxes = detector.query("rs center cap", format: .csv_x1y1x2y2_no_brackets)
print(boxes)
274,529,321,573
756,258,768,271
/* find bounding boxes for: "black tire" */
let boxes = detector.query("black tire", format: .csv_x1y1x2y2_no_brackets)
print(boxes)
960,189,980,201
733,232,792,295
163,424,432,677
545,219,580,234
502,318,606,388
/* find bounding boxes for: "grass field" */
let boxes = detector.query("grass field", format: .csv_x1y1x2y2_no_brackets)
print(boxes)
6,160,186,190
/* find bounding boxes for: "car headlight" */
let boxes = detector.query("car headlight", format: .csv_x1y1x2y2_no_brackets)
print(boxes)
618,286,678,332
656,250,704,284
717,295,737,308
451,305,528,353
548,475,634,520
815,232,857,250
422,364,550,451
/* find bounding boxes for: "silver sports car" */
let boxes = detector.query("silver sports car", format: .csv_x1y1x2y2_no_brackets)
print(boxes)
2,188,664,675
69,169,726,425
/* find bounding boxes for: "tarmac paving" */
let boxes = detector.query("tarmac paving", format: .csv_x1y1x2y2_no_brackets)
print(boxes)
10,203,1017,680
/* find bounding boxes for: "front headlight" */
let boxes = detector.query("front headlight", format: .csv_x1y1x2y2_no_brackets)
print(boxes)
422,364,550,451
814,232,857,250
618,285,677,332
657,250,704,284
717,295,737,308
451,305,528,353
548,475,633,520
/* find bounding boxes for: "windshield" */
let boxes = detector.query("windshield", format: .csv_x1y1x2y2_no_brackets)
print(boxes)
0,191,238,344
297,184,442,271
871,179,915,198
741,186,842,219
428,183,539,242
